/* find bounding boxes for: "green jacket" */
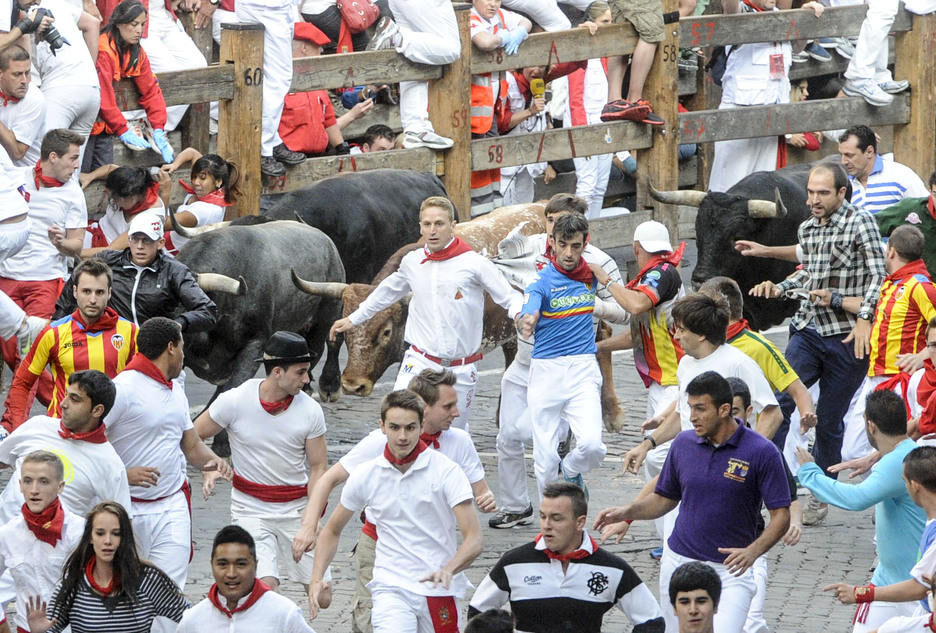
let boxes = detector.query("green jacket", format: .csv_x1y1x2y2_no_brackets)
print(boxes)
875,197,936,275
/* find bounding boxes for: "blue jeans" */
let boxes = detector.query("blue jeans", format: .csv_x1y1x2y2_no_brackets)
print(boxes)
783,326,868,477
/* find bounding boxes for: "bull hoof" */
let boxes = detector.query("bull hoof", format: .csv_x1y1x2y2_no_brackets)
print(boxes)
319,388,341,403
603,408,625,434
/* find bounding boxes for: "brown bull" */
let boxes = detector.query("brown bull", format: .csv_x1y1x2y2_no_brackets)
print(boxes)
292,203,625,432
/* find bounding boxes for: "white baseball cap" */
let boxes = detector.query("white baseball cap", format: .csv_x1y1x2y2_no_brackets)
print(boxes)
633,221,673,254
127,213,164,241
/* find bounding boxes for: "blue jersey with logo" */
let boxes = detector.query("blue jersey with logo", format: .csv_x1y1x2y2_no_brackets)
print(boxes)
521,263,597,360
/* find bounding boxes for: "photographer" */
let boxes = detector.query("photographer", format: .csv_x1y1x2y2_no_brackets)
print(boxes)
0,4,54,53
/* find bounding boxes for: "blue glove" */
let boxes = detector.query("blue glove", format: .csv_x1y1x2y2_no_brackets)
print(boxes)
152,128,174,163
119,130,150,151
502,28,528,56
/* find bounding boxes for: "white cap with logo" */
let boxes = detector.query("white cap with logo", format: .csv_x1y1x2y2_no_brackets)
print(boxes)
127,213,164,241
633,221,673,254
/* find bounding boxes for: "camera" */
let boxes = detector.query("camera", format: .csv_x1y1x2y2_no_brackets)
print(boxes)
32,8,71,56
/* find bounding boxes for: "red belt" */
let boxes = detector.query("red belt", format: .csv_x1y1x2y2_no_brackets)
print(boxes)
131,481,194,562
362,518,378,541
232,472,308,503
411,346,482,368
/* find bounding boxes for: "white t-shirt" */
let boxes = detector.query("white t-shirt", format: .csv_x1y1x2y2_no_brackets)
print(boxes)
908,367,926,419
84,199,166,248
0,415,132,523
0,168,86,280
107,369,194,503
0,83,46,167
177,590,313,633
676,344,778,431
168,194,226,252
340,449,473,597
299,0,331,15
208,378,326,517
35,0,99,89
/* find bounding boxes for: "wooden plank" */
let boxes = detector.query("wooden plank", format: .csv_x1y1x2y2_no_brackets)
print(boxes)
340,103,402,139
470,22,639,76
677,95,910,144
788,38,895,81
178,11,212,154
589,210,654,250
534,154,700,201
679,5,911,49
114,65,233,109
892,12,936,182
260,149,439,195
290,50,442,93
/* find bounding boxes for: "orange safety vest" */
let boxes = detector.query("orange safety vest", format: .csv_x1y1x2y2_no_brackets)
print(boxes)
470,9,510,135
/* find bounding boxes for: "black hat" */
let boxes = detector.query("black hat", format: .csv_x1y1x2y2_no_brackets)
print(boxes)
255,331,312,364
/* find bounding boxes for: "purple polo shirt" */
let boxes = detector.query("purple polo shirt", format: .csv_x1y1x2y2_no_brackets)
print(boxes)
655,423,791,563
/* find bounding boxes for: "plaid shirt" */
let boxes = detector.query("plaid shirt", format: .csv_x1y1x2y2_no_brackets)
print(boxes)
776,199,885,337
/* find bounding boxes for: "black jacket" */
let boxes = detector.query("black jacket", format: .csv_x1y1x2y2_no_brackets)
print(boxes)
55,249,217,332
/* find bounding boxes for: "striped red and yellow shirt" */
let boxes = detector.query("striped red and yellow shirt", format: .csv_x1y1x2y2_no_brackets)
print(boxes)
869,259,936,377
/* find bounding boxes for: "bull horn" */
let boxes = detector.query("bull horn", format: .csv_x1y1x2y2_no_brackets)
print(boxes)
291,269,349,299
170,211,231,239
196,273,247,295
647,180,707,208
773,187,788,219
294,212,310,225
746,198,780,218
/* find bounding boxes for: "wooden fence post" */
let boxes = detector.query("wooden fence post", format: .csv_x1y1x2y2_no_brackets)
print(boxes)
218,23,264,217
430,4,473,222
893,12,936,179
178,11,214,155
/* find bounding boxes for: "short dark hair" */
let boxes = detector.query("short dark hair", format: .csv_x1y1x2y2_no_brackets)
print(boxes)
809,162,849,195
40,129,85,161
865,389,907,437
839,124,877,154
68,370,116,421
0,45,29,71
105,166,156,199
380,389,425,424
407,369,456,406
699,277,743,321
669,561,722,607
671,293,729,346
904,446,936,493
928,171,936,189
72,257,113,289
211,525,257,560
465,609,515,633
727,376,751,412
544,192,588,217
542,481,587,519
22,450,65,482
191,154,240,204
685,371,733,410
552,212,589,242
888,225,924,262
137,317,182,360
362,124,395,147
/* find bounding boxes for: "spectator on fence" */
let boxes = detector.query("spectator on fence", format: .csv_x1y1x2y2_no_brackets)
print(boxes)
785,79,823,153
299,0,386,52
0,45,46,168
82,165,167,257
85,0,172,172
840,0,911,106
350,123,396,154
875,171,936,275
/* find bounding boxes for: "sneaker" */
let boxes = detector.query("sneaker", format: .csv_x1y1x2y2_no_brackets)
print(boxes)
272,143,306,165
562,469,589,500
123,117,151,151
16,316,48,359
677,54,698,71
403,130,454,149
366,17,400,52
489,505,534,529
260,156,286,178
817,37,838,48
636,101,666,126
803,494,829,526
599,99,650,123
842,79,894,106
879,79,909,94
650,547,663,560
805,41,832,62
791,50,809,64
834,37,855,59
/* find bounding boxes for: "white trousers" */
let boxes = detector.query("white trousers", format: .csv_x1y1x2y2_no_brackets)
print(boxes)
234,514,331,584
709,103,780,193
852,599,919,633
371,586,463,633
743,554,770,633
236,0,294,155
393,347,478,431
645,382,678,541
528,355,606,498
573,153,613,219
496,359,534,512
212,8,238,45
842,375,891,462
42,84,101,173
131,489,191,590
844,0,898,83
501,166,537,206
501,0,571,30
390,0,459,134
660,548,757,633
0,220,30,340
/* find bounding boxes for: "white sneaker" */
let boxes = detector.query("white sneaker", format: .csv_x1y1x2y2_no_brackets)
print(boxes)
16,316,48,359
879,80,909,94
842,79,894,106
803,493,829,526
403,130,454,150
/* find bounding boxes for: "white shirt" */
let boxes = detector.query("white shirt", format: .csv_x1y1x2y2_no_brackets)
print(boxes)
908,367,926,419
0,168,86,280
676,344,778,431
849,156,929,215
168,194,226,252
340,449,473,597
0,509,84,631
0,415,132,523
0,83,46,167
208,379,326,517
36,0,100,89
348,247,523,359
722,7,791,107
84,199,167,248
177,588,314,633
0,151,27,221
564,57,608,126
107,368,194,504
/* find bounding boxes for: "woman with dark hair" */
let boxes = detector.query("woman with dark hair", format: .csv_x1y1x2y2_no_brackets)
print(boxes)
83,0,174,173
81,165,167,257
26,501,190,633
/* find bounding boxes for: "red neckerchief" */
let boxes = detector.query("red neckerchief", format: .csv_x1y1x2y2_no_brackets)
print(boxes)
928,196,936,222
122,182,161,217
741,0,765,10
917,358,936,407
179,180,231,207
625,242,687,290
884,259,931,285
420,430,442,449
207,579,272,618
383,440,429,465
421,237,474,264
59,420,108,444
259,395,293,414
122,353,173,390
85,556,118,596
0,90,19,106
73,306,120,334
22,498,65,546
875,373,912,419
726,318,751,340
550,259,594,285
34,160,66,189
928,612,936,632
534,533,597,562
919,389,936,436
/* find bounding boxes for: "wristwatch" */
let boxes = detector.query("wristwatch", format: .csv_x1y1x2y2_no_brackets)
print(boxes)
857,310,873,321
643,432,657,449
208,0,220,6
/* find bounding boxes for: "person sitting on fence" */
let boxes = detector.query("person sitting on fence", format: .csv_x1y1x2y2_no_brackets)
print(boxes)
468,0,532,217
160,148,240,255
0,45,47,168
350,123,397,154
82,165,167,257
84,0,173,173
299,0,387,52
785,79,823,154
839,0,911,107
